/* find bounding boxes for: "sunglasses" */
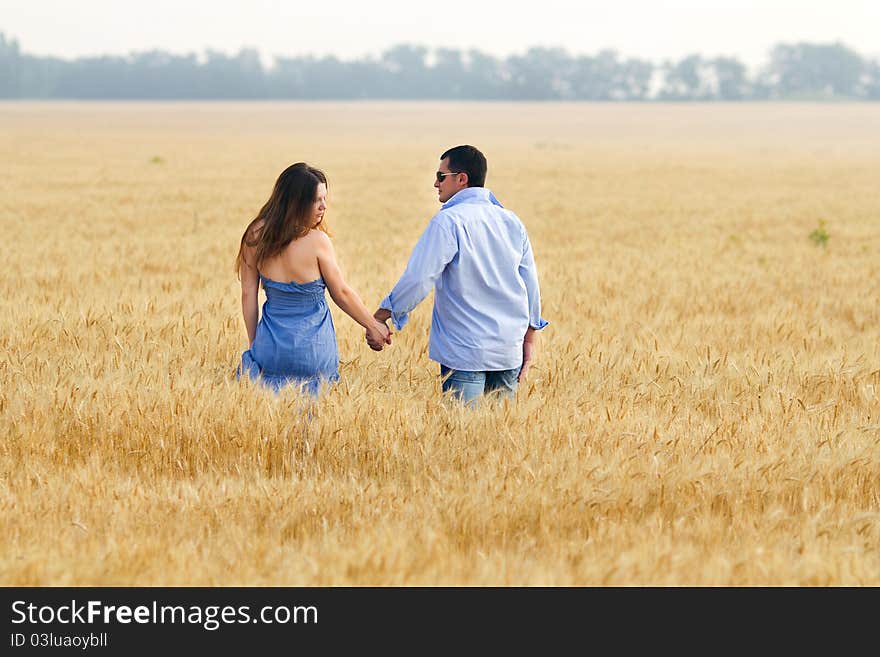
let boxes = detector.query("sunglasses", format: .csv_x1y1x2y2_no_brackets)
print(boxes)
436,171,461,182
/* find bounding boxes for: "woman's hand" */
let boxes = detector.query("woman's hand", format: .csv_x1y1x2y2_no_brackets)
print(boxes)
365,320,393,351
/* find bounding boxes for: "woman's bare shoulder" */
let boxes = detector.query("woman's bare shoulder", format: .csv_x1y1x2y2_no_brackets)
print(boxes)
307,229,332,247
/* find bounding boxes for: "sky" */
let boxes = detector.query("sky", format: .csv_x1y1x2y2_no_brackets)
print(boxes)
2,0,878,70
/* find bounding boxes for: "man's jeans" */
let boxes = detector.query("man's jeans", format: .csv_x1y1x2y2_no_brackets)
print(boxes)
440,365,521,404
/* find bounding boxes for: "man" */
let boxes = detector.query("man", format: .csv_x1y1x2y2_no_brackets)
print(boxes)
368,145,548,403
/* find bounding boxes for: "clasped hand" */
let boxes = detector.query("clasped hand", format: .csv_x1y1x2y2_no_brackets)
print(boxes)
365,320,393,351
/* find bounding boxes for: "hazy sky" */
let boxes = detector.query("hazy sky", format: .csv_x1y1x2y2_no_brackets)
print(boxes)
3,0,878,69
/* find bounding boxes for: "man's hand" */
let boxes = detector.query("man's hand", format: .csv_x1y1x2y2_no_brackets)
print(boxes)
518,327,537,382
365,319,392,351
365,308,393,351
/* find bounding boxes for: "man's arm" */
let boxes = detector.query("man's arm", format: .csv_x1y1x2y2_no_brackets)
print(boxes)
519,231,549,334
518,230,548,381
375,217,458,331
519,327,537,382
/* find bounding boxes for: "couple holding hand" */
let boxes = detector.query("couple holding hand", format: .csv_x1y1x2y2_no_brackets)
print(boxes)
236,145,547,403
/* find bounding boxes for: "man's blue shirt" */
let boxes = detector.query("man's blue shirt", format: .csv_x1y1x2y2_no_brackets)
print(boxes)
380,187,548,371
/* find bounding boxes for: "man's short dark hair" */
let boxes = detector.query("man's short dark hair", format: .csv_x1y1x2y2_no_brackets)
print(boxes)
441,145,487,187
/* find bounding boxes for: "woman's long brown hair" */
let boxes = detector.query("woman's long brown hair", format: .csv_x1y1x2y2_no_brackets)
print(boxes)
235,162,330,277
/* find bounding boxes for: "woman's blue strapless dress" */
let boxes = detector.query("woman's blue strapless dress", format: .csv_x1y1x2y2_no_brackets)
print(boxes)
238,274,339,395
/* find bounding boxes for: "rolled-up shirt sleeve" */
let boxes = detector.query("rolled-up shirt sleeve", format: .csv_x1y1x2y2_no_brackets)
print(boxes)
380,216,458,331
519,231,549,331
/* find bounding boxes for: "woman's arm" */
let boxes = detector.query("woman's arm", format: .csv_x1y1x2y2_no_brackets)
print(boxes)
240,244,260,347
316,233,391,347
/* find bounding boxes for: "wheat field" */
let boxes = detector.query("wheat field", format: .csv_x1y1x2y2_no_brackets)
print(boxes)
1,102,878,585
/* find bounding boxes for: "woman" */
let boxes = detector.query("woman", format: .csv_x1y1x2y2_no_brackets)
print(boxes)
234,163,391,394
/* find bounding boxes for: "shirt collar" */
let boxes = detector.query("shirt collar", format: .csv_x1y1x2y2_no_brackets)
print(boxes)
441,186,505,210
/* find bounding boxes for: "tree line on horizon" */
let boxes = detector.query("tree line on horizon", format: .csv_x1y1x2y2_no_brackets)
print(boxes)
1,33,878,101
